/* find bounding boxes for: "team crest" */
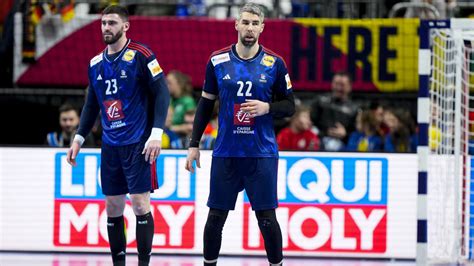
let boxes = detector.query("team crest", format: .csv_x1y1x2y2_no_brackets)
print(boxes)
260,55,275,67
122,49,136,62
120,70,127,79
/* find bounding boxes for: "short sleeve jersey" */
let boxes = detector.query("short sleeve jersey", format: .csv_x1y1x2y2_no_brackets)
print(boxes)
88,40,164,146
204,45,293,157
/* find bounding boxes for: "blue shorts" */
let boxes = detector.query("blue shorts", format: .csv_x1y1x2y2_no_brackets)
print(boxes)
207,157,278,211
100,140,158,196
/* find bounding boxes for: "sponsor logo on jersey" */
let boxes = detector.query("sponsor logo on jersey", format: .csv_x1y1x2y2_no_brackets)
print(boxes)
260,55,275,67
90,54,103,67
147,59,163,77
97,74,102,80
122,49,136,62
103,100,125,121
211,53,230,66
223,74,231,80
285,73,292,90
233,104,255,135
259,74,267,83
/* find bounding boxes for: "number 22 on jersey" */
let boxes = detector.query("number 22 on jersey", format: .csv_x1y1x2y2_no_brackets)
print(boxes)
237,81,252,97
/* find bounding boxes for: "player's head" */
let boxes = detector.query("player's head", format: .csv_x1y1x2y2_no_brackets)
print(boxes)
235,3,265,48
101,5,129,45
58,103,80,134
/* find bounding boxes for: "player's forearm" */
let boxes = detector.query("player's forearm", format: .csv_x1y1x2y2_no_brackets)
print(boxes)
150,77,170,129
269,93,295,118
76,86,100,140
189,97,216,148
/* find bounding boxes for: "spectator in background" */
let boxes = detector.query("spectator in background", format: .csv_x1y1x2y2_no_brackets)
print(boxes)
46,103,95,147
162,106,184,149
310,71,358,151
181,109,196,148
369,101,388,137
383,108,417,152
277,105,319,151
405,0,456,19
206,0,292,19
167,70,196,135
346,109,383,152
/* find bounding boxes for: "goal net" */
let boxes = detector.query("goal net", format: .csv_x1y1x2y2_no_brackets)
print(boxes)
420,20,474,263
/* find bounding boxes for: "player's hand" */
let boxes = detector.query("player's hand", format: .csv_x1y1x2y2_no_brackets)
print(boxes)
185,147,200,174
240,99,270,117
67,141,81,167
142,140,162,164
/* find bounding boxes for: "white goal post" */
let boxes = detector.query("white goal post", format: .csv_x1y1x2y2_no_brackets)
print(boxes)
418,19,474,264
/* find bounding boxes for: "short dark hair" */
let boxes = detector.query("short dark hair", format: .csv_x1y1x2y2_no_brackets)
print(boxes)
59,103,78,115
369,100,383,111
333,71,352,82
238,2,264,22
102,5,129,22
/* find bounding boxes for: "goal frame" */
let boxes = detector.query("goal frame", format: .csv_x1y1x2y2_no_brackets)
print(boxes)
418,18,474,264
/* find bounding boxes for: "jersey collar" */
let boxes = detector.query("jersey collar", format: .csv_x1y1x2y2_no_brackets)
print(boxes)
231,44,263,63
103,39,131,63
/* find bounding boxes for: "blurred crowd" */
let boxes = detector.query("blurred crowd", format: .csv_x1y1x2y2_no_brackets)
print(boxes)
46,70,420,153
1,0,471,151
0,0,469,25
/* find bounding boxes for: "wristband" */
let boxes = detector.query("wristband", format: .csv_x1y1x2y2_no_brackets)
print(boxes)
73,134,85,146
148,128,163,141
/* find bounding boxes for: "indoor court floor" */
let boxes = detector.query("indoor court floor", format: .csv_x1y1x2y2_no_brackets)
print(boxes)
0,252,422,266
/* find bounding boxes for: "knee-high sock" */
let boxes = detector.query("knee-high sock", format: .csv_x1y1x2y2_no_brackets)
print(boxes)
203,208,229,265
107,216,127,264
256,209,283,265
136,212,154,264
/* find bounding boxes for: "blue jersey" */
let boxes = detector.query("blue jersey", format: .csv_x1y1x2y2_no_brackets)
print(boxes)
204,45,293,157
88,40,164,146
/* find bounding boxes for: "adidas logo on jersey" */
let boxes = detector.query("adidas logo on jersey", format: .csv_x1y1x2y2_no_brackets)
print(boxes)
223,74,231,80
97,74,102,80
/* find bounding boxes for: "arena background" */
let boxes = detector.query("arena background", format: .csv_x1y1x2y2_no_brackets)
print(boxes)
1,0,472,265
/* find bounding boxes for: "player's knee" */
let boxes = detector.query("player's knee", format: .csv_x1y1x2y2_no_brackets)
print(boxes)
130,193,151,215
131,201,150,215
106,196,126,217
204,209,229,232
255,209,278,228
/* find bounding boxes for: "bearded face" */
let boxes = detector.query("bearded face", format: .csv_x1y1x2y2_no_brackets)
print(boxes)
236,12,264,48
103,28,123,45
101,14,128,45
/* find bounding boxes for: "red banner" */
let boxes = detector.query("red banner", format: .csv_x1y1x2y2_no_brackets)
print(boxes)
17,17,402,92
